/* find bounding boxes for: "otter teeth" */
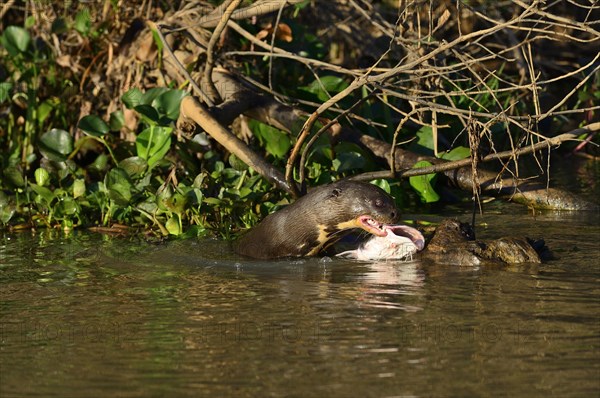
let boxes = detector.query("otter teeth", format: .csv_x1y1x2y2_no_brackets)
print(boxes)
357,215,387,236
366,217,383,230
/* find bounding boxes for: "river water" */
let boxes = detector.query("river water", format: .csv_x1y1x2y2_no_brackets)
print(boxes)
1,206,599,397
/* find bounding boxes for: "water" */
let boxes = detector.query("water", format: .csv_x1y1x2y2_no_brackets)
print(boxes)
1,207,599,397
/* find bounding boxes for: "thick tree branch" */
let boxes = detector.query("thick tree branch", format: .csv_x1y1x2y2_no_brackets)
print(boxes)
178,96,296,195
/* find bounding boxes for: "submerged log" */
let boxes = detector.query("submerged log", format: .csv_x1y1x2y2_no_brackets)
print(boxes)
351,134,599,211
420,219,549,266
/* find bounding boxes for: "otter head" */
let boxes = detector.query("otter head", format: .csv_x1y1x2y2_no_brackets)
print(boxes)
315,181,399,244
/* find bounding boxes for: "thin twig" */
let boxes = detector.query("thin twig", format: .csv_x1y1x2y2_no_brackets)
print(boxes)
0,0,15,21
203,0,242,104
149,21,213,106
268,2,286,92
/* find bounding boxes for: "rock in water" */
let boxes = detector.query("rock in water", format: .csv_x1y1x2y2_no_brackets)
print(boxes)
422,219,547,266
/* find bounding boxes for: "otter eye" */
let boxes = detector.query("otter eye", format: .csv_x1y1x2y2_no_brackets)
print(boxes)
390,210,396,219
374,199,384,207
331,188,341,198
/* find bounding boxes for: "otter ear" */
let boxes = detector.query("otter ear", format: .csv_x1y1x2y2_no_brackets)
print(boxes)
330,188,342,198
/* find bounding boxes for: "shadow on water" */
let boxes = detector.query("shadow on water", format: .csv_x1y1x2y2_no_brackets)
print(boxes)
1,206,599,397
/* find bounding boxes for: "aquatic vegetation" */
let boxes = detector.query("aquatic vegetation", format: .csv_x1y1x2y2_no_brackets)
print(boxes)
1,1,598,236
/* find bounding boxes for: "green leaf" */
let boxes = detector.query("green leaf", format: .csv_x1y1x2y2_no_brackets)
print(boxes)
193,173,206,189
165,216,181,235
187,188,203,205
156,185,173,210
137,200,158,214
30,184,56,205
0,206,15,224
57,161,76,181
136,126,172,167
74,9,92,35
164,193,187,214
439,146,470,161
39,129,73,162
408,125,435,156
0,192,15,224
134,104,159,123
370,179,391,194
214,161,225,173
302,76,349,102
250,121,291,159
152,89,187,120
409,160,440,203
334,151,366,172
238,187,252,198
141,87,169,105
134,173,152,191
228,153,248,171
180,225,208,239
25,16,36,29
34,168,50,186
1,26,31,55
89,153,109,173
105,168,132,206
121,88,143,109
78,115,109,137
222,168,242,179
3,166,25,188
293,0,311,12
119,156,148,177
0,82,13,103
203,197,222,205
38,100,54,124
56,196,78,216
109,110,125,131
105,167,131,188
73,179,86,198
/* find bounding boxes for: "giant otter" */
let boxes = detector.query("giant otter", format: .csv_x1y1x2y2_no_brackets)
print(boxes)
234,180,400,259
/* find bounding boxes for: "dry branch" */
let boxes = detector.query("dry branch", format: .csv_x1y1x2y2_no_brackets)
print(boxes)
202,0,242,104
189,0,306,29
178,96,296,195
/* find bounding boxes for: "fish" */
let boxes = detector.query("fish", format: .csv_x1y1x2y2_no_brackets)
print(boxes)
336,224,425,261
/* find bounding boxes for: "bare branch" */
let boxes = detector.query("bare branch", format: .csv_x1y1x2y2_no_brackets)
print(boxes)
202,0,243,104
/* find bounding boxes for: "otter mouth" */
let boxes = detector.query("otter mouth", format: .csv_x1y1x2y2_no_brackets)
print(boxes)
357,215,388,237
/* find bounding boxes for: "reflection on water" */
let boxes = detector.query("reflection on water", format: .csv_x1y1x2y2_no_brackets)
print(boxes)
1,210,599,397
